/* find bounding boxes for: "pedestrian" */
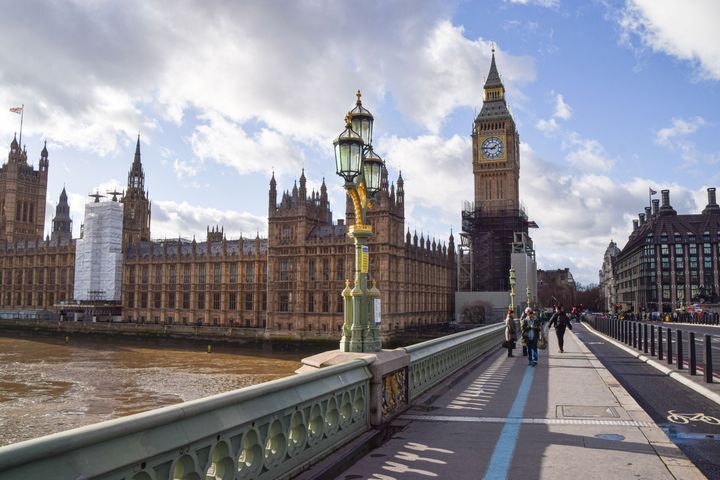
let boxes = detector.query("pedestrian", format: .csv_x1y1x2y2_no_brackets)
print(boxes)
548,305,572,353
521,309,541,366
504,308,517,357
520,307,531,356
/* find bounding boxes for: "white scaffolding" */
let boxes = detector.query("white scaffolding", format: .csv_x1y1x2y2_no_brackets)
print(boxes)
73,200,124,302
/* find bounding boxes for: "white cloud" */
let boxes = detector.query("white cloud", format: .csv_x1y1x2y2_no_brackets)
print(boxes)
655,116,705,146
536,117,559,134
0,2,536,160
564,134,614,172
554,93,572,120
378,134,472,226
519,142,699,284
173,158,199,179
508,0,559,7
654,116,719,166
394,21,536,133
618,0,720,80
152,200,267,240
535,92,571,134
189,113,304,177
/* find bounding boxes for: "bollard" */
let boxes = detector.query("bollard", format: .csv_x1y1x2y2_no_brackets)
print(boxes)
667,328,673,365
643,324,648,354
651,325,655,356
207,344,212,354
706,334,713,384
632,323,637,348
658,327,664,360
690,332,697,375
64,335,69,344
677,330,683,370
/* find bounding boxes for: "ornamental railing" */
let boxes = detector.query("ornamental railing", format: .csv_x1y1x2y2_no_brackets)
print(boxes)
403,323,505,400
0,324,503,479
0,360,371,480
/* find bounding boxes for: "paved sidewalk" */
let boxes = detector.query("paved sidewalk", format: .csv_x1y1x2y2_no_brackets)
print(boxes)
336,328,705,479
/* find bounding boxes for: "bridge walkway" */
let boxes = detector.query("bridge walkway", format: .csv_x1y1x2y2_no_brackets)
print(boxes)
335,328,703,479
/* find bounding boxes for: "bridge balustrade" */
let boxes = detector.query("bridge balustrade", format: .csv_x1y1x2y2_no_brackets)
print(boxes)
0,324,505,479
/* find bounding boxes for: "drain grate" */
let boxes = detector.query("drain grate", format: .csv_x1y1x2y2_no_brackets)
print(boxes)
557,405,619,419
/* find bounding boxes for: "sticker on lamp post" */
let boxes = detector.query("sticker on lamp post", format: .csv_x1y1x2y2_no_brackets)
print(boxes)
375,298,381,324
361,245,369,273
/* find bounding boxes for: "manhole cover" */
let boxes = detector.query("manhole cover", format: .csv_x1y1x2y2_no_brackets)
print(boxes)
557,405,620,419
595,433,625,441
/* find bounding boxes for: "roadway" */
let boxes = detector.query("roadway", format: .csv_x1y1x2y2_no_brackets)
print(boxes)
575,322,720,478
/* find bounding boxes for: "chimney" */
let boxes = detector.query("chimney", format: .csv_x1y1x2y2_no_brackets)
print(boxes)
645,206,651,220
702,187,720,215
633,219,639,231
652,199,660,215
639,213,646,226
661,189,670,208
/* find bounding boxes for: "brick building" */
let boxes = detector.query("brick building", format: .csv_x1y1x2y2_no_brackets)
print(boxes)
615,189,720,313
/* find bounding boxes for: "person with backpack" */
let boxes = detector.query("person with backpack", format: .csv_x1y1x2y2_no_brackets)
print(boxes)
548,305,572,353
519,307,532,356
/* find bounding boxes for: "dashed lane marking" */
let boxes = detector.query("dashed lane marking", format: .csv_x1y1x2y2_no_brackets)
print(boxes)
400,414,655,427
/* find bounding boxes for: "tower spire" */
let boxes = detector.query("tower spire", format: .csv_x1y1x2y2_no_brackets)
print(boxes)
484,46,503,89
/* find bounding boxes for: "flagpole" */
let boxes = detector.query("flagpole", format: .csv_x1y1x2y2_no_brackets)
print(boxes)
18,104,24,148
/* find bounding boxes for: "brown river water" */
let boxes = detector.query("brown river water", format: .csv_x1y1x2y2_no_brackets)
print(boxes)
0,333,329,447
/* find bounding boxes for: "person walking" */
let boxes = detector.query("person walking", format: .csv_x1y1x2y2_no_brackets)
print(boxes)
548,305,572,353
522,309,541,366
520,307,531,356
504,308,517,357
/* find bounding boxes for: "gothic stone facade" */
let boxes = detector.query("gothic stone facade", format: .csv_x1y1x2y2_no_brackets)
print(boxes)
266,169,456,336
0,137,75,310
0,134,456,337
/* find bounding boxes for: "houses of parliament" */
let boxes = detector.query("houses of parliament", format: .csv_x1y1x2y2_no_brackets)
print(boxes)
0,132,456,337
0,51,535,335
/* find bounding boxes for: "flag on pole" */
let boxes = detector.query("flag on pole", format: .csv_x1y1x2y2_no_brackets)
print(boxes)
649,187,657,196
9,106,23,114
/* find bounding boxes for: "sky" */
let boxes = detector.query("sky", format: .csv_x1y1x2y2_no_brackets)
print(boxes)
1,0,719,285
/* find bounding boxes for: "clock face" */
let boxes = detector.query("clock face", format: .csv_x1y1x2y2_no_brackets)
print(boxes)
482,136,504,159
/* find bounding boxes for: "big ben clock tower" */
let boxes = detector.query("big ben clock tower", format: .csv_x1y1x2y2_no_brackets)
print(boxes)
461,48,535,293
473,47,520,212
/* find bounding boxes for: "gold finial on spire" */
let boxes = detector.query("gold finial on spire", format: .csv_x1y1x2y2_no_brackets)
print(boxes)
356,89,362,105
345,112,352,128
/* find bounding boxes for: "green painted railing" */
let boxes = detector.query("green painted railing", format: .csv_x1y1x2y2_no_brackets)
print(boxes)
0,324,503,479
0,360,371,480
404,323,504,400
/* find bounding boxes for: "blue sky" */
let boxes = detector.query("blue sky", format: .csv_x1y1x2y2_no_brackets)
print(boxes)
1,0,719,285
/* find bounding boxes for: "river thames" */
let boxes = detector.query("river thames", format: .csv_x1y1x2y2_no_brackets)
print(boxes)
0,333,329,447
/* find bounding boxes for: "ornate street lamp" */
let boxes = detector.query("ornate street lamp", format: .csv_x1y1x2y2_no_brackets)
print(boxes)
334,90,385,353
509,267,516,313
526,286,532,309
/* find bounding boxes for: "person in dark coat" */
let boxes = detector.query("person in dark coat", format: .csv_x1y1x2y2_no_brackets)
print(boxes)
504,308,517,357
548,305,572,353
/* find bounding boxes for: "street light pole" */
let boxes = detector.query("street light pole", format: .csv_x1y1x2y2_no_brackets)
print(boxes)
509,267,516,313
334,91,384,353
526,286,532,309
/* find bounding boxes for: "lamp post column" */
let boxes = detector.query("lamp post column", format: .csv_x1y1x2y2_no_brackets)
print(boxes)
509,267,516,312
348,225,375,352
